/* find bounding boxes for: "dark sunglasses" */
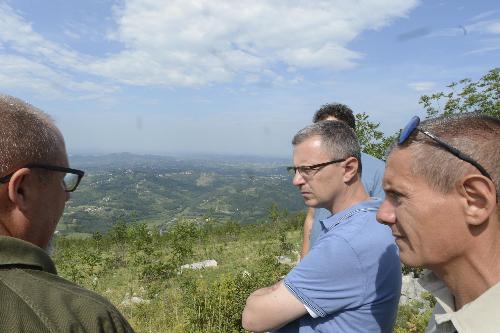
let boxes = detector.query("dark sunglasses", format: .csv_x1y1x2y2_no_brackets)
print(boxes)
399,116,492,180
0,164,85,192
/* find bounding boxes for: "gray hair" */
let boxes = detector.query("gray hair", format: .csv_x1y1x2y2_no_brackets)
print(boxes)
395,113,499,197
292,120,362,174
0,95,65,175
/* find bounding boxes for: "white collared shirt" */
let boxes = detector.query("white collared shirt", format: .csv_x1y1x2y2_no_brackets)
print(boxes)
419,270,500,333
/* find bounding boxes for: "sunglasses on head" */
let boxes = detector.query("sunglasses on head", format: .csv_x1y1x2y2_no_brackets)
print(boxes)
399,116,492,180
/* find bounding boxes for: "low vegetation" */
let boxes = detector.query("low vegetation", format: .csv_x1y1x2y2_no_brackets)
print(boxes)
53,208,433,333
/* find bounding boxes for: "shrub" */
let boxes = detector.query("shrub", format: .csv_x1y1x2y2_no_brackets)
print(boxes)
394,292,435,333
169,220,199,263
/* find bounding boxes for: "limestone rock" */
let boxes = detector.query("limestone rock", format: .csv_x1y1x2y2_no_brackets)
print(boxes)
181,259,218,270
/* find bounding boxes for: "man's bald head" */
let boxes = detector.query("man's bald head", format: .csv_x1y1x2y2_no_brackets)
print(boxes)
0,95,66,175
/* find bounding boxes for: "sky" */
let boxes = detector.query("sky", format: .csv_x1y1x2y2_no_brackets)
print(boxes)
0,0,498,158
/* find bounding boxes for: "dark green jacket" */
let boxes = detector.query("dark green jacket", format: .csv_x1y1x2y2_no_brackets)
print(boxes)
0,236,135,333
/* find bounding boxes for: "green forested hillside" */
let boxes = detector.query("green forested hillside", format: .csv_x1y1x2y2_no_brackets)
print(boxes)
61,153,303,234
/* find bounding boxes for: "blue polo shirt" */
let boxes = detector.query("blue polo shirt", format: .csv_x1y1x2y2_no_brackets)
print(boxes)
310,152,385,247
282,199,401,333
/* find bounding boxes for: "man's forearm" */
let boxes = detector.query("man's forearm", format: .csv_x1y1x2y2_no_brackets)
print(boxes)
242,280,306,332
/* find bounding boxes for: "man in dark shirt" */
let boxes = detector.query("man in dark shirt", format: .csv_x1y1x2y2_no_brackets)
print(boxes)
0,94,135,332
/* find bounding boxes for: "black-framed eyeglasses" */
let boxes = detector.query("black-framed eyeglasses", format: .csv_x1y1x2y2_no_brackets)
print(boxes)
399,116,492,180
287,158,346,178
0,164,85,192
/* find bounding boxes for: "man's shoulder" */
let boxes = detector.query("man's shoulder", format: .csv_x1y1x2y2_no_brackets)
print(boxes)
318,202,396,265
322,200,383,236
0,267,134,332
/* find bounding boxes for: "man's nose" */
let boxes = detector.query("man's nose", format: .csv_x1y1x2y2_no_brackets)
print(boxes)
292,171,306,186
376,199,396,226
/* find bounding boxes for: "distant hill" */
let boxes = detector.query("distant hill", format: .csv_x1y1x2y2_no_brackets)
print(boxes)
61,153,304,234
69,152,290,168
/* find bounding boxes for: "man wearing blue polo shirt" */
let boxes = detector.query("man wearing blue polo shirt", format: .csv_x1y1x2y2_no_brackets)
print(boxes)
242,121,401,333
301,103,385,258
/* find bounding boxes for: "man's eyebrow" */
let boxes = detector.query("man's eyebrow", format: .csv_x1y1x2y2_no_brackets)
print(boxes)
384,188,400,196
382,181,399,193
384,182,409,197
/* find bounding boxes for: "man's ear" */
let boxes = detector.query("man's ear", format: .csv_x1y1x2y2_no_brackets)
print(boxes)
7,168,33,212
458,175,497,226
342,156,360,183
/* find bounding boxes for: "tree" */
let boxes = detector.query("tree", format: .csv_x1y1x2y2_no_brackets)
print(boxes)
419,67,499,118
355,112,395,160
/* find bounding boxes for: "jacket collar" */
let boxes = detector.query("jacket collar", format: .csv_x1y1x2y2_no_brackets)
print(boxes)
0,236,57,274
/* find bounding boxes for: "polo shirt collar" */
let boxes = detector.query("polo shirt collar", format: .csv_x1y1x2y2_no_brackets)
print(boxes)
0,236,57,274
320,198,382,230
419,269,500,332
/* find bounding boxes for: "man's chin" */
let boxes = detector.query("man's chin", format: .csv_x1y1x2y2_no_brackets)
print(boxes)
399,251,424,269
303,198,319,207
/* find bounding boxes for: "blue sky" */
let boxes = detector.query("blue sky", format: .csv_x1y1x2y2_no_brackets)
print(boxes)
0,0,498,157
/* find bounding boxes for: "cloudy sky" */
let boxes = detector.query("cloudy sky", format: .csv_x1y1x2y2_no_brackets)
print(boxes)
1,0,498,157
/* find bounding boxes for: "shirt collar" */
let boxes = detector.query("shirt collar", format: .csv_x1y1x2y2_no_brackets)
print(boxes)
0,236,57,274
419,269,500,332
320,198,382,230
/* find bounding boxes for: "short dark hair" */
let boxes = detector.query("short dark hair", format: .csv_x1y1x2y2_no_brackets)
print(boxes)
0,95,65,176
312,103,356,130
395,112,499,197
292,121,362,175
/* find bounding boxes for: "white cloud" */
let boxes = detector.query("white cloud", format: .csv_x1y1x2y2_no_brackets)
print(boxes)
0,3,91,70
0,0,419,91
99,0,419,86
466,19,500,35
468,10,497,22
464,37,500,55
408,81,435,92
464,45,500,55
0,3,119,99
0,53,119,100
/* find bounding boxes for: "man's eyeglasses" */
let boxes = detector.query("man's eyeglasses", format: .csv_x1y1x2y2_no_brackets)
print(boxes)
399,116,492,180
287,159,346,178
0,164,85,192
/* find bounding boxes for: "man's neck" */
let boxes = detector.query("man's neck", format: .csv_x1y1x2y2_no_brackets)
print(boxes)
329,181,370,214
0,222,12,237
430,232,500,309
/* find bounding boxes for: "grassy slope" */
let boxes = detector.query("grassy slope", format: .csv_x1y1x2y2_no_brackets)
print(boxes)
53,216,432,333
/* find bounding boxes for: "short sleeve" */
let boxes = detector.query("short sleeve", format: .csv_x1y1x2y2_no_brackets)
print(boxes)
284,235,365,317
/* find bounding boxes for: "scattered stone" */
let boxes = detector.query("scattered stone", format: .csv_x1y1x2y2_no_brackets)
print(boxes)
276,255,293,265
399,274,427,305
180,259,218,270
276,254,300,266
121,296,150,307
